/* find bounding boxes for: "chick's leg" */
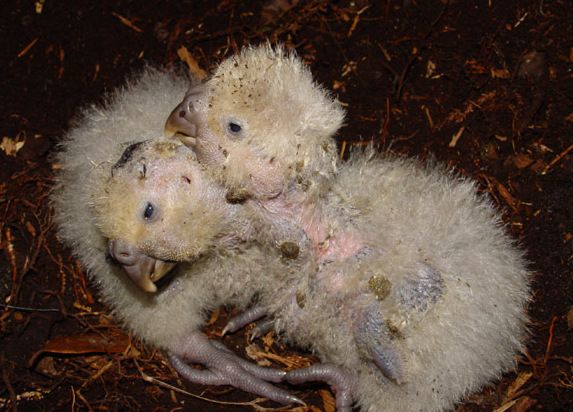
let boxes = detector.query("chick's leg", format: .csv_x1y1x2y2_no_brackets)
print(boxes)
169,330,302,405
286,363,355,412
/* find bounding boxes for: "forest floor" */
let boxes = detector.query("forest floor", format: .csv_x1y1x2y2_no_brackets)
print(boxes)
1,1,572,411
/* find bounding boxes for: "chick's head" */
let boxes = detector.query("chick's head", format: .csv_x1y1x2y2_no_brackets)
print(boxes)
166,44,345,199
93,140,229,291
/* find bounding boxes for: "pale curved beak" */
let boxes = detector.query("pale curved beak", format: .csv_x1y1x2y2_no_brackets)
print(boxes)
108,239,176,293
164,89,202,147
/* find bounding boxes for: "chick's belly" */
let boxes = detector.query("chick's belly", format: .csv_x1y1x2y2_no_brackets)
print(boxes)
316,229,371,264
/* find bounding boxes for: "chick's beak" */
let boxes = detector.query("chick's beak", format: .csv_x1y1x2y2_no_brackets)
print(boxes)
108,239,176,293
164,92,201,148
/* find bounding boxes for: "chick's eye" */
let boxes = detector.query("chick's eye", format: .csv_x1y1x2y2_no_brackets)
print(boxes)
228,122,242,134
143,203,155,220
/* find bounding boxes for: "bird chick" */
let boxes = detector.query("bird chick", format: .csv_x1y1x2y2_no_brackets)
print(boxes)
165,44,351,264
280,152,531,412
165,44,344,200
163,44,530,410
109,143,530,411
51,68,302,406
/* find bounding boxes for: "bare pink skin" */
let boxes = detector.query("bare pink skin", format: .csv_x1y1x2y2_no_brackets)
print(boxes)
258,189,368,266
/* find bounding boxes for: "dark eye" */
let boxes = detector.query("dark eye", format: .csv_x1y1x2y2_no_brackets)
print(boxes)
228,122,242,134
143,203,155,220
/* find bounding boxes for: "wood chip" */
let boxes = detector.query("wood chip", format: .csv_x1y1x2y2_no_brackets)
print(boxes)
491,67,511,79
448,126,465,147
496,181,518,212
567,306,573,331
0,133,26,156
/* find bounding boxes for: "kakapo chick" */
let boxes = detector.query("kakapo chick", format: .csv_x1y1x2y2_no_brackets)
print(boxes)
164,45,530,410
165,44,352,264
51,68,304,405
107,141,531,412
277,152,531,412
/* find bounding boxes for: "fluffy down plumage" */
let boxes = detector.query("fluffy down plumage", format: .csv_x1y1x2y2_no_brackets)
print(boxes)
98,138,531,411
274,151,531,412
160,44,531,411
50,68,303,405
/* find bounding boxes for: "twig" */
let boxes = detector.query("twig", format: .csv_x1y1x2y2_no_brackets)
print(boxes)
1,354,17,412
134,359,289,409
17,38,38,58
541,143,573,175
395,2,449,101
0,304,59,312
111,12,143,33
347,6,371,37
543,316,557,367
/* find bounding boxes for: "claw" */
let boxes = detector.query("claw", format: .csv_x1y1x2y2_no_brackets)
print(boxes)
222,305,267,336
250,318,276,341
171,331,302,406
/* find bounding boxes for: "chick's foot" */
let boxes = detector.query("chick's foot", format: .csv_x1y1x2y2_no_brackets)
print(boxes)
286,363,355,412
169,331,301,405
353,300,405,385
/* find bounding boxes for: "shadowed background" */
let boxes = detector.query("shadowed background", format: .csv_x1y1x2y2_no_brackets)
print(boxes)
1,1,572,410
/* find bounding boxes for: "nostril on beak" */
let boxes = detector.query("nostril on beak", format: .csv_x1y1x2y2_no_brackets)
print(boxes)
108,239,138,266
164,95,199,139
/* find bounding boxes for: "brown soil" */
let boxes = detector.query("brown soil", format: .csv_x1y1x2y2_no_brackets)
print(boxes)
1,1,572,411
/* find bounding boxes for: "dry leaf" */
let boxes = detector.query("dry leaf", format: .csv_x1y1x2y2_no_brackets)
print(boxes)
332,79,345,91
512,153,534,169
319,389,337,412
261,330,276,349
177,46,208,81
206,308,219,326
245,342,312,370
245,343,272,366
465,58,488,74
511,396,538,412
36,357,58,376
1,134,26,156
29,332,130,366
491,67,511,79
505,371,533,401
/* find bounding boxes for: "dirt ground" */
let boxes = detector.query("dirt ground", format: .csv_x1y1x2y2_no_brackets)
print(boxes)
1,0,572,411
